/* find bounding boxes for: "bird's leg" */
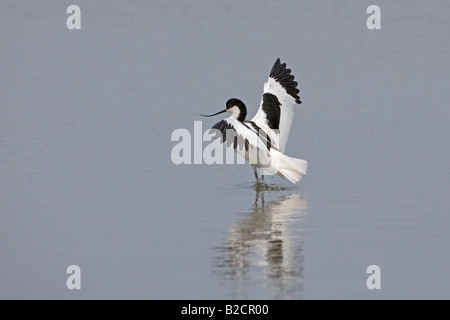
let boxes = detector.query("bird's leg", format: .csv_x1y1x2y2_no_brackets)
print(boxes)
252,165,259,182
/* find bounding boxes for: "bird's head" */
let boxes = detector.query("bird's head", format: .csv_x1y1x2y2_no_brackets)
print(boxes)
200,98,247,122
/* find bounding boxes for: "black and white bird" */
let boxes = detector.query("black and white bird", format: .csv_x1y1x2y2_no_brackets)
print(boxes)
201,58,307,184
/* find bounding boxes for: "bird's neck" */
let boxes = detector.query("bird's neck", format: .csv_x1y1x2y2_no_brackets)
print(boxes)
228,106,247,122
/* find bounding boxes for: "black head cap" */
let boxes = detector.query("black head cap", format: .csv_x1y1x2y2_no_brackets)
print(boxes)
226,98,247,122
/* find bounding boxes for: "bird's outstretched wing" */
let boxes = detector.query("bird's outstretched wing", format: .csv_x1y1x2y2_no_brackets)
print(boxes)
251,58,301,153
209,118,271,165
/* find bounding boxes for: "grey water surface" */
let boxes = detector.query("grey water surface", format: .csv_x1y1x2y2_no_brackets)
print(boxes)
1,0,449,299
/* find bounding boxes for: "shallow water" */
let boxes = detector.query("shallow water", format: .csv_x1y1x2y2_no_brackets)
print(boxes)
1,1,449,299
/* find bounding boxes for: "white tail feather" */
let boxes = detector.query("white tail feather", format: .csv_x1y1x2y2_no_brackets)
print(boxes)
275,153,308,184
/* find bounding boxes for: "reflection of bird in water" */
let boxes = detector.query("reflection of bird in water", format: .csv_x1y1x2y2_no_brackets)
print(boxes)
213,189,307,299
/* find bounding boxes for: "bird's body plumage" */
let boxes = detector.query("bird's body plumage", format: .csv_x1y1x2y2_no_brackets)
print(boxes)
201,58,308,184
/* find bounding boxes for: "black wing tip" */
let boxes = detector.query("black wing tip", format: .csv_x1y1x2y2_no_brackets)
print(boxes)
271,58,281,71
269,58,302,104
